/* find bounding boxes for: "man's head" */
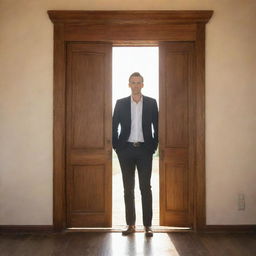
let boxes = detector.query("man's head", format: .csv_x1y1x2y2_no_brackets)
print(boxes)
128,72,144,95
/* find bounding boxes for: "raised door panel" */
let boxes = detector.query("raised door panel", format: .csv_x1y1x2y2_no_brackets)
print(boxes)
165,53,188,147
71,165,105,212
71,52,105,149
166,164,188,212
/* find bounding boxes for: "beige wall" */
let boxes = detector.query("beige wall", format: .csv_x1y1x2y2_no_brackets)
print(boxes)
0,0,255,225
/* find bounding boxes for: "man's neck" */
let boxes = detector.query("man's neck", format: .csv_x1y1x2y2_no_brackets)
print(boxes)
131,94,142,103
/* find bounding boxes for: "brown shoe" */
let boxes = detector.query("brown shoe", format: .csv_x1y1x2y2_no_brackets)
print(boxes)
122,225,136,236
144,226,153,237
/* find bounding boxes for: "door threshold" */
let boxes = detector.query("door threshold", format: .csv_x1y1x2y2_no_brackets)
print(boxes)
66,226,192,233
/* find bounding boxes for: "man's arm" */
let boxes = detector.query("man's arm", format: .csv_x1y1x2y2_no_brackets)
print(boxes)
112,100,120,150
152,99,159,151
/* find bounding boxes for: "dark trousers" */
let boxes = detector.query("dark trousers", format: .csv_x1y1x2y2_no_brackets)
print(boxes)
117,143,153,226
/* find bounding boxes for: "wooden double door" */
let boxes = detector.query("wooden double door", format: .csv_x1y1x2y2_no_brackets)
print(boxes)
66,42,196,228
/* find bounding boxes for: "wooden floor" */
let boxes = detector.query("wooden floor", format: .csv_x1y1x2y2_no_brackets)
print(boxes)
0,231,256,256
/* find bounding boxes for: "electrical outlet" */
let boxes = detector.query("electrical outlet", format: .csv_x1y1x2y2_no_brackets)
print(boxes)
238,193,245,211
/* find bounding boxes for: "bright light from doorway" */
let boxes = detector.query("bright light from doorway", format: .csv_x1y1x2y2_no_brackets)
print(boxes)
112,47,159,108
112,47,159,227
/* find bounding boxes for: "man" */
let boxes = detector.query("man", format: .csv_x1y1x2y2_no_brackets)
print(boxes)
112,72,158,237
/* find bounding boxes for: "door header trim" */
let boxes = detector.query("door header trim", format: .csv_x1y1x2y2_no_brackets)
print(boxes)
48,10,213,25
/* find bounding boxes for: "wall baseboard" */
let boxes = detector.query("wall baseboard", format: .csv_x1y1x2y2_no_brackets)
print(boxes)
203,225,256,233
0,225,53,232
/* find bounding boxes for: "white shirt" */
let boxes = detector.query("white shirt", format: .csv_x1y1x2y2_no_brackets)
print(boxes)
128,96,144,142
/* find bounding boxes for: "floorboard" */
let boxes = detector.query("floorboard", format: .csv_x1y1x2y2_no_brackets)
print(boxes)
0,231,256,256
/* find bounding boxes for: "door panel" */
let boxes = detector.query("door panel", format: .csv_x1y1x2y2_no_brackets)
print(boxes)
165,53,189,147
72,165,105,212
70,49,105,148
66,43,112,227
159,42,195,227
166,164,188,212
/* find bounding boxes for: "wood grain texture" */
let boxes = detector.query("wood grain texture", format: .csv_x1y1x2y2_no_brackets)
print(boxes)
165,52,188,147
48,10,213,24
0,225,255,233
195,23,206,231
63,24,196,42
47,11,213,42
1,232,256,256
71,165,105,212
66,43,112,227
53,23,66,232
68,47,105,149
166,164,188,212
159,42,195,227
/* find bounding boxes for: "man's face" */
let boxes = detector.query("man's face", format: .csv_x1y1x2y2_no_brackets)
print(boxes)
129,76,144,95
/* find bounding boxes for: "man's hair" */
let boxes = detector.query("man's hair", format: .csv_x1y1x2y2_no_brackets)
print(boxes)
129,72,144,83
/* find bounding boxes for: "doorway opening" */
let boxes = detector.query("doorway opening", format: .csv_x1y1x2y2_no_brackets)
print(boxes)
112,46,159,228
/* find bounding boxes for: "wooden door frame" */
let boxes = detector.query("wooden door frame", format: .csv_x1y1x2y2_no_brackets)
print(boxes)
48,10,213,231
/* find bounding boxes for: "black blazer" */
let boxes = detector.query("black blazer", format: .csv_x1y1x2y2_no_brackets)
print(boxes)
112,95,158,154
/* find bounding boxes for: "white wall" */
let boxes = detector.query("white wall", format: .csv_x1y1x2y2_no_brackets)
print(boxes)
0,0,255,225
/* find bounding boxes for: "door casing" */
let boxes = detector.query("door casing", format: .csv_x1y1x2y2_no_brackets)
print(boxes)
48,10,213,231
